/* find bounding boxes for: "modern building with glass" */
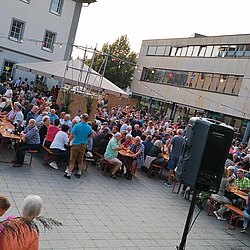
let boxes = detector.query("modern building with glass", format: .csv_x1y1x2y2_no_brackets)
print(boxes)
131,33,250,142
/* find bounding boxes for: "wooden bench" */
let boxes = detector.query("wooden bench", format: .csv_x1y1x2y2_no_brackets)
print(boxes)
40,145,57,165
148,161,166,178
207,197,224,216
100,159,116,176
26,149,38,167
225,204,243,229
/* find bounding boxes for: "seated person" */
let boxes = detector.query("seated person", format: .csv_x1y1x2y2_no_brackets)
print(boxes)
148,140,165,166
39,116,50,144
104,133,124,180
212,169,232,220
49,124,70,170
0,100,12,116
95,133,113,155
13,103,24,130
129,136,145,176
92,128,109,152
13,119,40,167
142,135,154,159
241,192,250,233
44,118,60,148
0,195,11,217
123,134,133,148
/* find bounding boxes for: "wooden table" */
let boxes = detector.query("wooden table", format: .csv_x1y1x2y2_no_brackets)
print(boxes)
0,119,22,163
229,186,248,201
118,149,135,174
0,119,21,141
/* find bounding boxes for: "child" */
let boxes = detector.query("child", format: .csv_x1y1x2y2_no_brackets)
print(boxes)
0,195,10,217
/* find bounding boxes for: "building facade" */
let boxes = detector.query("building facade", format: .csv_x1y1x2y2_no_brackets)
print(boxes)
131,34,250,140
0,0,95,84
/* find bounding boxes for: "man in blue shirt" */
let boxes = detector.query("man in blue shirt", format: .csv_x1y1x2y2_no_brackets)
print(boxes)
64,114,92,179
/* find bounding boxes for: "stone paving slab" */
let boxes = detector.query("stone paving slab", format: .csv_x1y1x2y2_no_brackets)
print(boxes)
0,150,249,249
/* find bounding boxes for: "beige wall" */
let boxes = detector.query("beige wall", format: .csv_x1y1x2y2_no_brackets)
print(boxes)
131,35,250,119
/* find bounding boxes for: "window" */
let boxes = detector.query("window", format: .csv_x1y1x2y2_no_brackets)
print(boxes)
227,45,236,57
218,45,228,57
2,60,15,78
205,46,213,57
156,46,166,56
180,47,187,56
211,46,220,57
198,46,206,57
165,46,171,56
147,46,157,55
192,46,200,57
186,46,193,56
170,47,177,56
50,0,63,15
9,19,25,42
244,45,250,57
176,47,182,56
235,45,245,57
42,30,56,52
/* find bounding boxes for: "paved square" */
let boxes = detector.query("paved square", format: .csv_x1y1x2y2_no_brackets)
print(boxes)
0,151,249,249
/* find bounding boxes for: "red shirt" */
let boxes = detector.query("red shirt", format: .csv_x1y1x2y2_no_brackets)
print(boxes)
45,125,60,142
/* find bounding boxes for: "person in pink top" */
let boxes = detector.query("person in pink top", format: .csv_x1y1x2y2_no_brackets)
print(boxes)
44,119,60,148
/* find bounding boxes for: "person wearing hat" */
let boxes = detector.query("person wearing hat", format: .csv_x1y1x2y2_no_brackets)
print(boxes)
64,113,92,179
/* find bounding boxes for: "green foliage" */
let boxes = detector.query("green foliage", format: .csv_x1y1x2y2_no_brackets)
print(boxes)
90,35,137,90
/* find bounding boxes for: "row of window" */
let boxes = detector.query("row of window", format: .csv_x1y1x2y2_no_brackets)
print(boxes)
140,67,243,95
9,18,57,52
20,0,63,15
147,44,250,58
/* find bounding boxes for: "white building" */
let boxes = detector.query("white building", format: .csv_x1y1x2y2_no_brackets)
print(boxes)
0,0,96,85
131,33,250,142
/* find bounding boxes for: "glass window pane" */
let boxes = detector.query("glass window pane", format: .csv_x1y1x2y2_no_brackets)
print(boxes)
244,45,250,57
165,46,171,56
176,47,182,56
181,47,187,56
211,46,220,57
227,45,236,57
218,45,228,57
205,46,213,57
147,46,157,55
235,45,245,57
156,46,166,55
170,47,177,56
186,46,193,56
192,46,200,57
198,46,206,57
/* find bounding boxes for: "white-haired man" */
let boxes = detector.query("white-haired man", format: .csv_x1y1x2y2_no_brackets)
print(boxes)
13,119,40,167
104,133,124,179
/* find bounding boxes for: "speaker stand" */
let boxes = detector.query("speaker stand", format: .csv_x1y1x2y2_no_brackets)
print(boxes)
176,189,198,250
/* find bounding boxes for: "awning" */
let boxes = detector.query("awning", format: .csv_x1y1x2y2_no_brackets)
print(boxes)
15,60,128,97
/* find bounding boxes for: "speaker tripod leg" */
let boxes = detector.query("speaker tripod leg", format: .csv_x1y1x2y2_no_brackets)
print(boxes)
176,190,198,250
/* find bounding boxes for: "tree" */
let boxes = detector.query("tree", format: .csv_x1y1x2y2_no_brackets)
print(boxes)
89,35,137,90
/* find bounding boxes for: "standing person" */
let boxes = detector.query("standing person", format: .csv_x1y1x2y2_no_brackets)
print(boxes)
165,129,185,186
104,133,124,180
64,114,92,179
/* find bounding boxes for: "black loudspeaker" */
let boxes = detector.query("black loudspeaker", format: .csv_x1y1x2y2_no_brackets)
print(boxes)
176,117,234,193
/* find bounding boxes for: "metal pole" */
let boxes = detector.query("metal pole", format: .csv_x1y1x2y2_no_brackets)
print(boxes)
177,190,198,250
83,47,96,94
97,53,109,96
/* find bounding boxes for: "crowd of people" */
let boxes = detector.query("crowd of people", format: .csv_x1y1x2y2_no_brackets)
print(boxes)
0,76,250,234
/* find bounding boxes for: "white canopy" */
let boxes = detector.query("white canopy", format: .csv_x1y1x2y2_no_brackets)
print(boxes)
15,60,128,97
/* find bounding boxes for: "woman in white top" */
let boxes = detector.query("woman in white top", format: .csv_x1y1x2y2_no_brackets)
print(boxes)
49,124,70,170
